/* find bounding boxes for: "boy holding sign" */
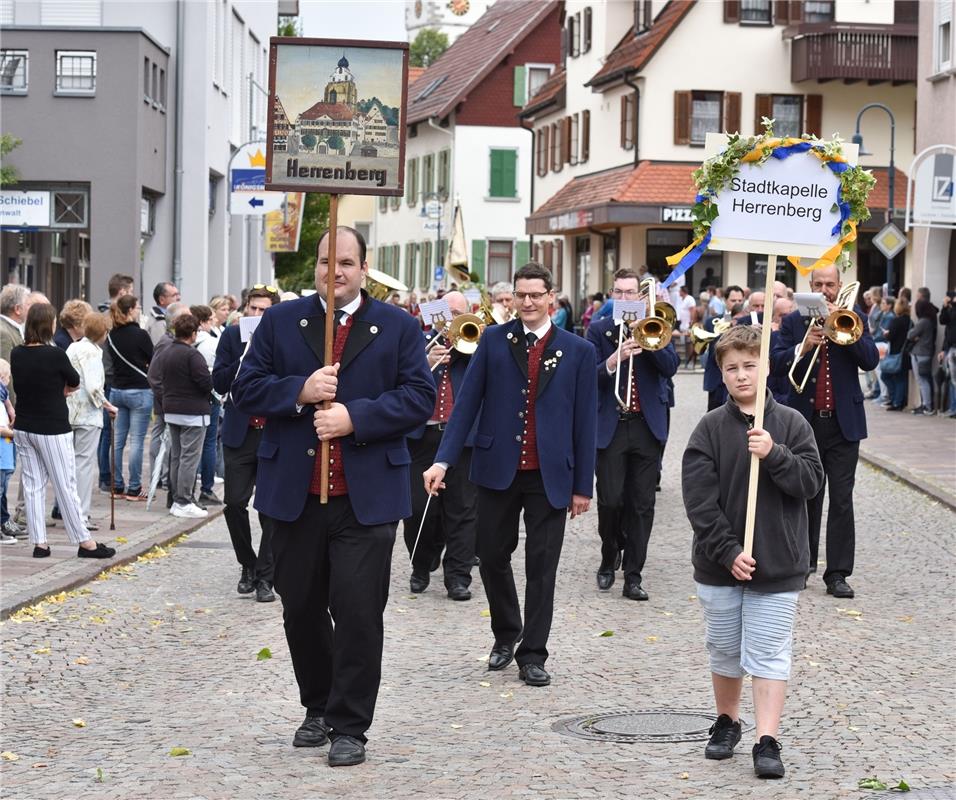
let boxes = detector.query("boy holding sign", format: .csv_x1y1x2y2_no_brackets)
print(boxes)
681,326,823,779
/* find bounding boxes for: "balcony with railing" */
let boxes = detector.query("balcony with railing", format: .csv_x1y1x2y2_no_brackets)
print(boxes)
784,22,918,84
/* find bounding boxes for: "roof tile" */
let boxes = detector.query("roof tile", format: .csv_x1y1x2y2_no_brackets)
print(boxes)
407,0,558,124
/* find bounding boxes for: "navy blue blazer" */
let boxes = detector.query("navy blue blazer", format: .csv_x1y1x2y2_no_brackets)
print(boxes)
212,324,252,450
230,292,436,525
585,317,678,449
408,330,478,447
770,306,879,442
434,319,597,510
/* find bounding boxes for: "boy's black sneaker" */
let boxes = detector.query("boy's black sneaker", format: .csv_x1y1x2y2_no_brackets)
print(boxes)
704,714,741,760
752,735,785,778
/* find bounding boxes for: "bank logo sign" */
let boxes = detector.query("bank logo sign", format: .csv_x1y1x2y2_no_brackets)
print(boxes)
266,38,409,197
909,146,956,229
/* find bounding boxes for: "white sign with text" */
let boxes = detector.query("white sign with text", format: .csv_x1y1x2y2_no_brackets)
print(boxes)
703,133,858,258
0,191,51,227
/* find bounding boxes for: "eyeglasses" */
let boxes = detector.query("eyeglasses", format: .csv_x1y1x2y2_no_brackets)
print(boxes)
611,289,641,298
253,284,279,295
514,291,549,302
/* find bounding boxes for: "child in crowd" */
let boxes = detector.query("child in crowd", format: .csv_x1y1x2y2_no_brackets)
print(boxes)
0,358,18,544
681,326,824,779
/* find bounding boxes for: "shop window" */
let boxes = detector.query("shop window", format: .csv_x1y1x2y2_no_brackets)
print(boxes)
55,50,97,95
487,240,514,285
0,50,28,94
747,254,795,291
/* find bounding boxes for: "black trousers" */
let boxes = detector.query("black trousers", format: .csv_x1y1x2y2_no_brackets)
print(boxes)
808,415,860,583
271,495,396,742
403,427,478,588
223,426,274,583
595,414,661,583
476,470,567,666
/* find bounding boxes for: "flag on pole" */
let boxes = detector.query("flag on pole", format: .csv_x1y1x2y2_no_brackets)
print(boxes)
447,203,470,284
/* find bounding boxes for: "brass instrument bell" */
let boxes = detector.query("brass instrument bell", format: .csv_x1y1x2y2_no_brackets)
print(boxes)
447,313,483,355
788,281,863,393
364,268,408,301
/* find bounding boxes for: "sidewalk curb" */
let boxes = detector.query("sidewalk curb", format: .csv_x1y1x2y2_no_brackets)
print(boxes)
0,509,224,620
859,447,956,512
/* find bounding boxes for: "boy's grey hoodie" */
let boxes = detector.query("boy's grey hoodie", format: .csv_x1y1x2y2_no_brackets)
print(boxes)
681,393,824,592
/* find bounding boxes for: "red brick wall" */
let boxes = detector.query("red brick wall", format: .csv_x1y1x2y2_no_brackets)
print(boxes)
455,7,563,128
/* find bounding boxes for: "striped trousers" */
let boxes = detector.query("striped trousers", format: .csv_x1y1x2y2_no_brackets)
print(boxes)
13,430,91,547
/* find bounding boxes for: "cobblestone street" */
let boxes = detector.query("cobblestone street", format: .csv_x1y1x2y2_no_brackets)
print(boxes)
1,374,954,800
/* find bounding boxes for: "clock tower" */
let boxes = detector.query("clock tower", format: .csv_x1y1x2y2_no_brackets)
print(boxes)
405,0,495,46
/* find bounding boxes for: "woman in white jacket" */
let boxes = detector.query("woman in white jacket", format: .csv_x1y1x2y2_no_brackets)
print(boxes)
66,312,118,528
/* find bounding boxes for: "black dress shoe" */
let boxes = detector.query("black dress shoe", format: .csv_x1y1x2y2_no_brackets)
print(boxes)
623,581,649,601
596,568,614,591
77,542,116,559
409,568,429,593
447,584,471,601
256,582,276,603
33,545,51,558
237,566,255,594
487,642,515,671
518,663,551,686
328,735,366,767
826,578,854,598
293,715,330,747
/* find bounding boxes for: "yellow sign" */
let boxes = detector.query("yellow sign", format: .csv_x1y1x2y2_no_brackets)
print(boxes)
264,192,304,253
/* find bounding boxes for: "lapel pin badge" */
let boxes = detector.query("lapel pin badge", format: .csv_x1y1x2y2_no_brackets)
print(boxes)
556,350,562,357
370,325,379,334
299,319,308,327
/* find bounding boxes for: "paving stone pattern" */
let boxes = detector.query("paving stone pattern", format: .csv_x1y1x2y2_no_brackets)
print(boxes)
1,374,954,799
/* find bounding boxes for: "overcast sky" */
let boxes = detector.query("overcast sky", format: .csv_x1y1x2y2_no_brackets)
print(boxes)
297,0,407,42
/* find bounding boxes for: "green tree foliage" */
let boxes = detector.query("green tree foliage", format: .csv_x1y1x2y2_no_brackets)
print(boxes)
277,16,300,36
0,134,22,186
410,29,449,68
300,133,317,150
357,98,399,127
275,192,330,293
326,134,345,151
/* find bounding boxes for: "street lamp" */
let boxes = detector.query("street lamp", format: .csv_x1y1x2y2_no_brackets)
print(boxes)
852,103,896,292
419,191,444,288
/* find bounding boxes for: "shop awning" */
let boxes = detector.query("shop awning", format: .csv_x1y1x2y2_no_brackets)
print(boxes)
526,162,907,236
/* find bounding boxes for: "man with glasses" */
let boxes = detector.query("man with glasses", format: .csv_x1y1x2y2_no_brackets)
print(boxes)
424,263,597,688
586,268,679,599
212,285,279,604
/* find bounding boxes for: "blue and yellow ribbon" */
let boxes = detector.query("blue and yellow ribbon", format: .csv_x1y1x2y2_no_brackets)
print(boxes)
666,136,859,277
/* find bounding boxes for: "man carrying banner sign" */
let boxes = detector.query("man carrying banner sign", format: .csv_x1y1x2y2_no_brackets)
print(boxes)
675,124,874,777
232,38,435,769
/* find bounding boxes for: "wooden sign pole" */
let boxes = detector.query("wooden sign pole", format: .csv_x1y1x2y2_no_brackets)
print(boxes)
742,253,778,557
319,193,339,504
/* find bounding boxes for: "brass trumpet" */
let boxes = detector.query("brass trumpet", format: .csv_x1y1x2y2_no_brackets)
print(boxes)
788,281,863,394
690,317,732,355
630,277,674,351
364,268,408,301
429,313,484,371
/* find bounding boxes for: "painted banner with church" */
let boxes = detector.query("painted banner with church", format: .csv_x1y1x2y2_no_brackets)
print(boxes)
265,37,408,196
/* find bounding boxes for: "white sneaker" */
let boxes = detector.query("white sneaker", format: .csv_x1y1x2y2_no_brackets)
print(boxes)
0,533,16,544
213,476,224,485
170,502,209,519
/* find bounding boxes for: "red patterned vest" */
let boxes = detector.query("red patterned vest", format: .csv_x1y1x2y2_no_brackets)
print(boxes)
518,327,555,471
309,311,354,497
814,339,835,412
430,366,454,423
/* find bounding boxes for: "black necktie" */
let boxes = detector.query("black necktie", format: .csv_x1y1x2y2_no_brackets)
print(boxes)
334,309,345,326
525,332,538,348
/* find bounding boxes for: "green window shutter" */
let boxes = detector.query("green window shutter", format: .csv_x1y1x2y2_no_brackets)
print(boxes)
471,239,487,283
489,150,502,197
503,150,517,198
515,240,530,268
513,65,526,107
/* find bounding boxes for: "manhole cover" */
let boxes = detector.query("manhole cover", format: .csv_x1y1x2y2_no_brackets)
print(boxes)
553,709,754,744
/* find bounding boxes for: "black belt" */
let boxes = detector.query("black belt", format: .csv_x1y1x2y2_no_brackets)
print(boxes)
427,422,449,431
814,409,835,418
617,410,643,421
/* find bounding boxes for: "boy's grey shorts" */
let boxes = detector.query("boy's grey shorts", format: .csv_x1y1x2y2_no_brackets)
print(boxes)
696,583,799,681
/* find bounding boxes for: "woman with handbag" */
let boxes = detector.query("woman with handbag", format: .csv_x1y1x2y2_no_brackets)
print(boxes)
107,295,154,499
880,297,912,412
908,299,938,416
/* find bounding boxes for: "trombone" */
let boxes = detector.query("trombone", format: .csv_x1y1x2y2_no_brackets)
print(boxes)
428,313,484,372
788,281,863,394
613,276,675,409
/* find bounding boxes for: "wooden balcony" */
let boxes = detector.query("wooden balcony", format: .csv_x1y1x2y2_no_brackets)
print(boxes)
784,22,918,84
